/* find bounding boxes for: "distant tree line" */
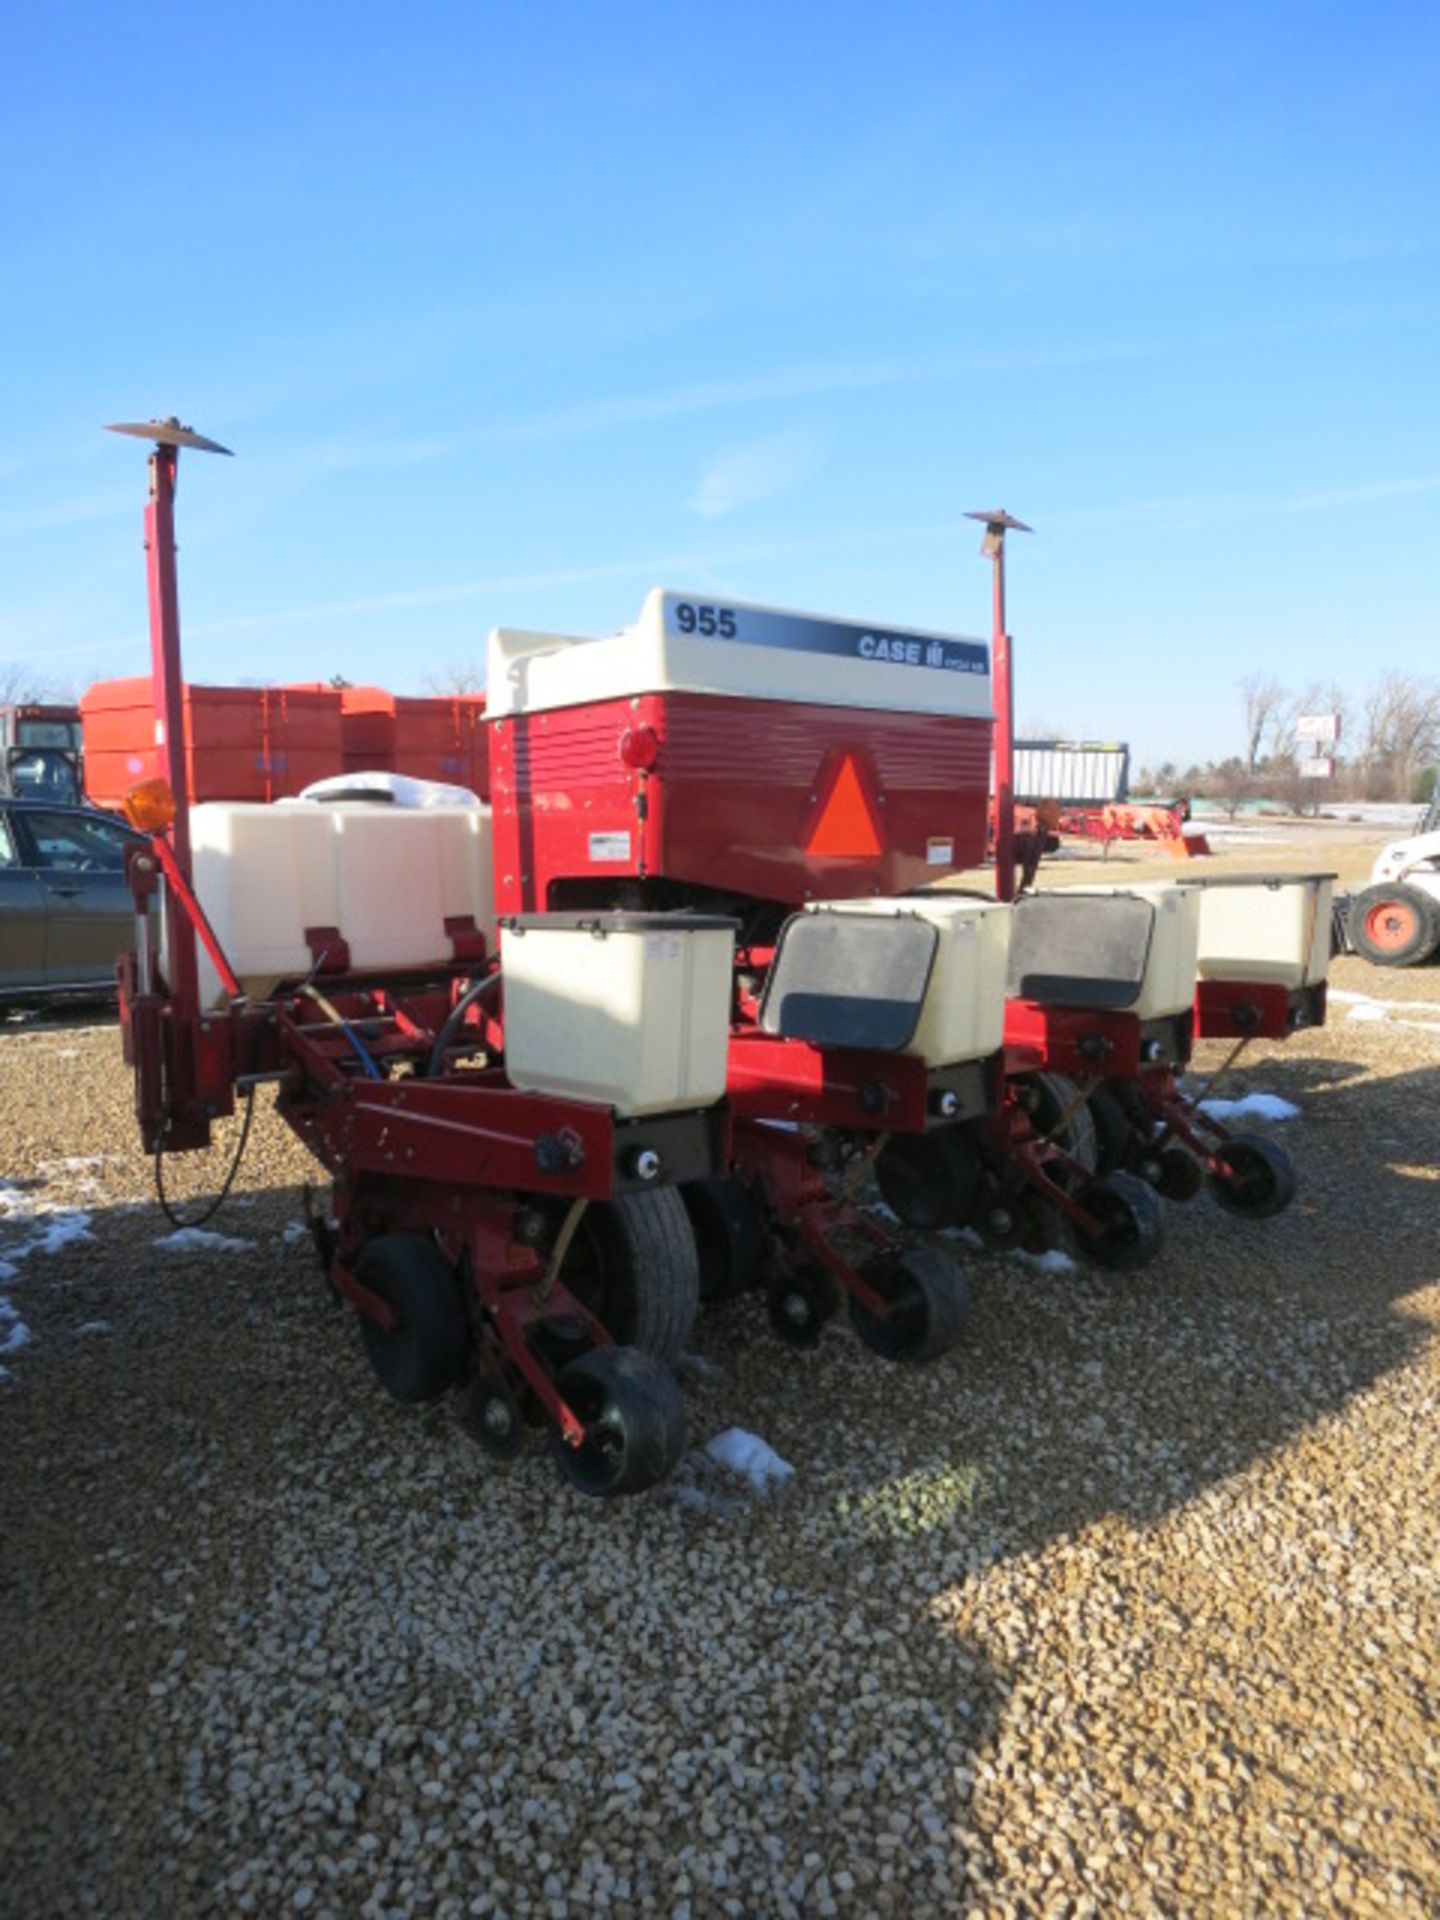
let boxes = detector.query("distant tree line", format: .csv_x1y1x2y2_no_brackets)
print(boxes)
1135,670,1440,816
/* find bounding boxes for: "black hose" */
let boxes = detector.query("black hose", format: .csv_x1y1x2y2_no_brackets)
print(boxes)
427,972,502,1078
154,1085,257,1231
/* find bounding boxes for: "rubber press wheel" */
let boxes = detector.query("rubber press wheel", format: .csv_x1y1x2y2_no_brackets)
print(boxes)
1072,1172,1166,1272
1349,883,1440,968
561,1189,700,1361
1207,1133,1297,1220
356,1233,471,1404
548,1346,687,1497
849,1246,971,1363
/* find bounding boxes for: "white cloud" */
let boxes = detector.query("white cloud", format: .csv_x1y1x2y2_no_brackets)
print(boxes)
688,430,821,519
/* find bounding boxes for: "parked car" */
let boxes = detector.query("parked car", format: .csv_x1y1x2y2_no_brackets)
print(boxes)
0,799,151,1004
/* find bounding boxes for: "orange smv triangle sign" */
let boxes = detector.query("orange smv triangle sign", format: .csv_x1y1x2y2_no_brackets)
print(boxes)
806,753,884,857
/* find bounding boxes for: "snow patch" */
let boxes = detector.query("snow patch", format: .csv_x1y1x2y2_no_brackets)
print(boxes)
74,1320,113,1337
1330,987,1440,1035
0,1299,32,1357
675,1351,725,1386
154,1227,255,1254
282,1220,313,1246
1197,1093,1300,1123
705,1428,795,1490
28,1214,96,1255
0,1207,96,1270
939,1225,986,1251
1010,1247,1078,1275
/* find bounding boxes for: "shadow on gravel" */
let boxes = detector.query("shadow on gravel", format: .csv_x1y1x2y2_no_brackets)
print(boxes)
1,1050,1437,1913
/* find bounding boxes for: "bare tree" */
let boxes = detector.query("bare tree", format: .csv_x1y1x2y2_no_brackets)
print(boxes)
0,663,54,705
1238,674,1287,776
1200,757,1255,818
424,663,486,697
1360,671,1440,801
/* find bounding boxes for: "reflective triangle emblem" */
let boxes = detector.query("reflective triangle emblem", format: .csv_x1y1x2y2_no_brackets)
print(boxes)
806,753,884,857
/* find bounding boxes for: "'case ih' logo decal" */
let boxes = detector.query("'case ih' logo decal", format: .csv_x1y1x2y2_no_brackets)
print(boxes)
806,753,884,858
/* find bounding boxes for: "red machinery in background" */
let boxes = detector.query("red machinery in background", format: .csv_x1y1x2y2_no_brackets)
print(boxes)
81,676,488,810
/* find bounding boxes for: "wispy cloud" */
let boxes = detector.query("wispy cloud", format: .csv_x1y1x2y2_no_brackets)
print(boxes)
688,430,821,518
1051,473,1440,541
187,340,1156,496
0,487,137,541
0,635,141,665
182,518,965,644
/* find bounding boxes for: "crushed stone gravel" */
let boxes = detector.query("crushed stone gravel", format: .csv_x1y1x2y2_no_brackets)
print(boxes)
1,923,1437,1917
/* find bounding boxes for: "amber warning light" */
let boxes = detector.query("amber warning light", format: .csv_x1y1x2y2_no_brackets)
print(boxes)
122,777,178,835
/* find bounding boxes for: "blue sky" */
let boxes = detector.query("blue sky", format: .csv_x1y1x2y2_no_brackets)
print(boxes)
1,1,1435,765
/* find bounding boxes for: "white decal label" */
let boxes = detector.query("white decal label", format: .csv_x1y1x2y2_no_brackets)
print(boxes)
588,831,631,863
645,935,682,962
926,837,955,866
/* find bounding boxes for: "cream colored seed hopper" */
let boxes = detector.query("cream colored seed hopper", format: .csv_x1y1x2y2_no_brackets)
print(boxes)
1008,883,1201,1019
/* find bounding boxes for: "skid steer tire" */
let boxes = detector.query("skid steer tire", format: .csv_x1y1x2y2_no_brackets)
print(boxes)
1349,883,1440,968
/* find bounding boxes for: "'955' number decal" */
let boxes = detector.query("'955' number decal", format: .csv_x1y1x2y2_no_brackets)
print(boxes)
674,601,738,639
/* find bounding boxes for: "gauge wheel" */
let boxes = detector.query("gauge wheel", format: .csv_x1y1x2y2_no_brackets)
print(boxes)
559,1189,700,1361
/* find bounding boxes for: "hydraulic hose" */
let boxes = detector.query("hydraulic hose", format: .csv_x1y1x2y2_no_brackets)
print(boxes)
427,971,502,1078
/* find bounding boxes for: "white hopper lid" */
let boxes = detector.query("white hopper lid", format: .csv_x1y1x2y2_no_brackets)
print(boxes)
486,588,993,722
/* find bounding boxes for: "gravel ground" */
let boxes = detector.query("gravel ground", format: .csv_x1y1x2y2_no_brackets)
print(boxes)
2,834,1438,1918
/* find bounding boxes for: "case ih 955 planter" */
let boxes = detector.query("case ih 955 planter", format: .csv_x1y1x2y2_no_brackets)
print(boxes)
107,421,1334,1496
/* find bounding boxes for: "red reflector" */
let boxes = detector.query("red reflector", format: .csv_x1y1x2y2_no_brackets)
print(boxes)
620,724,659,771
806,755,883,858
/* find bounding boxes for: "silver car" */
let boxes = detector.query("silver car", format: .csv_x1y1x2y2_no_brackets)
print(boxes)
0,801,151,1004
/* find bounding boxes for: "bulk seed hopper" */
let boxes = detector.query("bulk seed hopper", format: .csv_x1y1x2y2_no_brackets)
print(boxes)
106,422,1333,1493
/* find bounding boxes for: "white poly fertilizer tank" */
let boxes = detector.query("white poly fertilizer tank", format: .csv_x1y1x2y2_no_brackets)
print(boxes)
184,800,496,1005
327,804,495,976
1187,874,1335,990
499,913,736,1117
185,803,340,1005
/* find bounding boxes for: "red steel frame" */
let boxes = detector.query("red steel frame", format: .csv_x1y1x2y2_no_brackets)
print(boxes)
110,424,731,1452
